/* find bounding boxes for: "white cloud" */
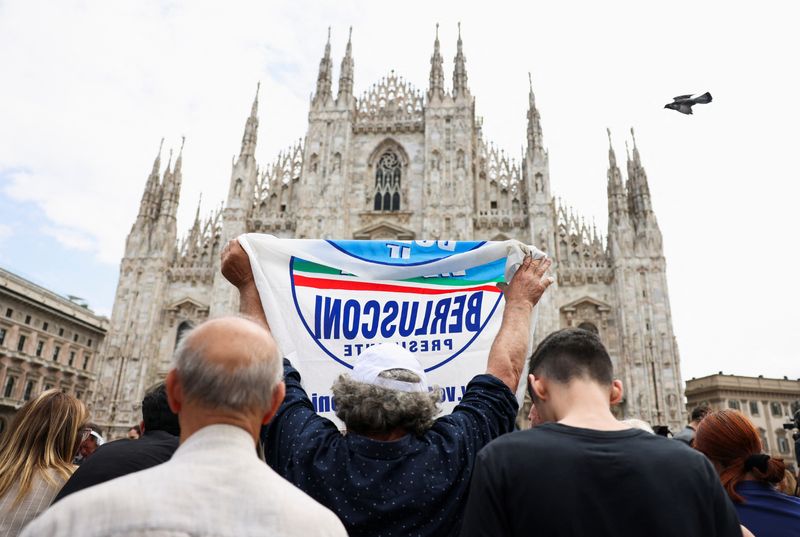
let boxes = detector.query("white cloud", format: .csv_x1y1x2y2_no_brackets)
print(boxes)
40,225,96,253
0,0,798,379
0,224,11,242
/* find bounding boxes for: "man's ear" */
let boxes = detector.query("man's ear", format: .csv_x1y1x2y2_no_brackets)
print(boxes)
531,374,548,402
261,381,286,425
165,369,183,415
139,420,145,434
610,379,624,405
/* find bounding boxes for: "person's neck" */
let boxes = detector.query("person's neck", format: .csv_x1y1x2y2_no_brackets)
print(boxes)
688,421,700,429
362,427,408,442
551,381,628,431
178,408,260,445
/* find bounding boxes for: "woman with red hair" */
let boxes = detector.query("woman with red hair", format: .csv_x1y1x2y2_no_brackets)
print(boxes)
694,409,800,536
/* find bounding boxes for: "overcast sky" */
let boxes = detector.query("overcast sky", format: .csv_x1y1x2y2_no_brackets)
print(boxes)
1,0,798,382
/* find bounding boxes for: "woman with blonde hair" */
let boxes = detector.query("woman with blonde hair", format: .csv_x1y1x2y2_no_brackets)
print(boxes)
694,409,800,537
0,389,88,536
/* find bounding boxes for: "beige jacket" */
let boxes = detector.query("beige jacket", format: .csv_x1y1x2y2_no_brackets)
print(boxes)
21,424,347,537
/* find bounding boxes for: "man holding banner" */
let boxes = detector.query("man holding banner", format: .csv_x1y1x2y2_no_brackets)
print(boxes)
220,236,553,537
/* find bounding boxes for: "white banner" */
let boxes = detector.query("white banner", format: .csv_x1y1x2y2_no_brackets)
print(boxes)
239,234,543,424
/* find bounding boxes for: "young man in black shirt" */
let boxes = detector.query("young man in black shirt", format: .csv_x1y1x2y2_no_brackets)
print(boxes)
53,382,180,503
460,328,743,537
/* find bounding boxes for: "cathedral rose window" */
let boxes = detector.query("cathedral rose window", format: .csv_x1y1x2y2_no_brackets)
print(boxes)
374,150,401,211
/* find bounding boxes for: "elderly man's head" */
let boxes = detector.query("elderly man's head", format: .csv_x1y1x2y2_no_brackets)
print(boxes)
332,343,441,437
165,317,285,442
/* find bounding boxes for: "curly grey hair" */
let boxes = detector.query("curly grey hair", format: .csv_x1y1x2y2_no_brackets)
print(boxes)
332,369,442,436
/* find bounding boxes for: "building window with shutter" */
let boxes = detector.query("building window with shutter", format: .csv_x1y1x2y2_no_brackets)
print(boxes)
728,400,741,411
16,335,27,352
53,346,60,361
749,401,759,416
0,328,6,346
35,340,44,357
3,377,15,398
770,402,783,417
758,428,769,451
23,380,35,401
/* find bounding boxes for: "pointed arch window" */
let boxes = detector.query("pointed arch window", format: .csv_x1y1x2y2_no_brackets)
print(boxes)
374,151,402,212
175,321,194,349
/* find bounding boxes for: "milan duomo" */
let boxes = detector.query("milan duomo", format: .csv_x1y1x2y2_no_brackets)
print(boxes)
92,27,686,436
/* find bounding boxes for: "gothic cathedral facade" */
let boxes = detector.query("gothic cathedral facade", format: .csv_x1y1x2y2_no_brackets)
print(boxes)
92,27,686,436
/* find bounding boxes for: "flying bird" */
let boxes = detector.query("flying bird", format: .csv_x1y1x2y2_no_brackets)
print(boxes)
664,92,712,115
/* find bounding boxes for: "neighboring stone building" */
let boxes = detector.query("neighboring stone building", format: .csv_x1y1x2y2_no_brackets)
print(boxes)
685,373,800,470
92,26,686,436
0,267,109,434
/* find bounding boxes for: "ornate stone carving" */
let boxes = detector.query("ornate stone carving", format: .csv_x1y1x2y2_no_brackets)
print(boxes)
352,220,415,240
355,71,424,133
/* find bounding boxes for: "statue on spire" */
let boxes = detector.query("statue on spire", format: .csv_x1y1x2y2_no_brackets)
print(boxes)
526,73,544,156
452,22,469,99
428,23,445,101
313,27,333,107
337,27,354,105
138,138,164,219
630,127,641,165
607,127,616,168
239,83,260,159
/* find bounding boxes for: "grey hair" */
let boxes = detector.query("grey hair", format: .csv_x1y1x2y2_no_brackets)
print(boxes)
332,369,441,436
173,321,282,411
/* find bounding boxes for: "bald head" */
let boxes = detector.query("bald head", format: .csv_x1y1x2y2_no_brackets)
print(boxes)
173,317,282,413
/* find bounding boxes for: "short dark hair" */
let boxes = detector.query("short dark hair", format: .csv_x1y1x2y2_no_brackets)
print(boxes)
690,405,711,423
141,382,180,437
528,328,613,386
85,422,103,436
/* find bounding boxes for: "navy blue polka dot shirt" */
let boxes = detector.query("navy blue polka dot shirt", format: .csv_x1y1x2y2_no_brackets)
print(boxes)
263,359,518,537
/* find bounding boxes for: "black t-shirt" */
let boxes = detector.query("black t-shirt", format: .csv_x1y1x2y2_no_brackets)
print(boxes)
460,423,742,537
53,430,179,503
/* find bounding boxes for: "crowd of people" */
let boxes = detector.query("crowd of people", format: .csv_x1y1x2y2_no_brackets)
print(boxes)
0,238,798,536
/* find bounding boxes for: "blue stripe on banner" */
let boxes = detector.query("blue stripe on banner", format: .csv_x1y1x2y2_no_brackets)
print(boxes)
325,240,488,266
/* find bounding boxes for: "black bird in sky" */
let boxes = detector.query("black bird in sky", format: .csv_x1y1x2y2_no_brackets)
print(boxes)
664,92,712,115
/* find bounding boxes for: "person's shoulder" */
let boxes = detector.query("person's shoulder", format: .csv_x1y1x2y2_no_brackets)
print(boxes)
21,467,161,537
639,432,703,457
80,435,176,467
465,373,514,393
738,481,800,510
630,432,717,472
479,425,561,457
139,431,180,449
87,437,140,458
265,465,347,533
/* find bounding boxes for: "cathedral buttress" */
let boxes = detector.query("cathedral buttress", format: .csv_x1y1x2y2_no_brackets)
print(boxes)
608,129,684,431
93,138,183,436
297,28,354,240
210,84,260,316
